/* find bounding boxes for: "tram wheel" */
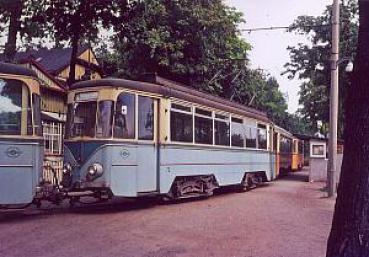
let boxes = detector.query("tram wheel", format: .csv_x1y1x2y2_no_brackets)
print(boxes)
240,173,255,192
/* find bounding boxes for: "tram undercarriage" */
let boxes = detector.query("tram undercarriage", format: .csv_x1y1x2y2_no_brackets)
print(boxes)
0,170,268,210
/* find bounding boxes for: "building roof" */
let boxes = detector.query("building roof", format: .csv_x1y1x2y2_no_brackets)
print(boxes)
4,45,90,75
71,75,270,123
0,62,37,77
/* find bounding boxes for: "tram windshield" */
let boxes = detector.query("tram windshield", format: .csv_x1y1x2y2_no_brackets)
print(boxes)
0,78,32,136
66,101,98,138
66,91,154,140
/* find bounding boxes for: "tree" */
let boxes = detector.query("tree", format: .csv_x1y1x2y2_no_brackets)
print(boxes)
0,0,47,61
103,0,310,133
284,0,358,136
326,1,369,256
112,0,250,95
44,0,120,85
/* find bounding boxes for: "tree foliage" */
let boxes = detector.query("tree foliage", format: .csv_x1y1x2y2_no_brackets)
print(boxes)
0,0,308,133
42,0,120,84
0,0,47,61
106,0,304,131
284,0,358,135
112,0,250,94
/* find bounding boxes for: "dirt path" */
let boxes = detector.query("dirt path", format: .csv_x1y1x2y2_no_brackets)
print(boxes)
0,170,335,257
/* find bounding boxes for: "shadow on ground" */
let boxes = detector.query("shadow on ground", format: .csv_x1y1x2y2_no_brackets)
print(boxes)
279,171,309,182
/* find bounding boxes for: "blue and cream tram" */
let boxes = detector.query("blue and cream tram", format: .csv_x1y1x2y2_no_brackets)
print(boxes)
0,63,43,206
63,76,276,200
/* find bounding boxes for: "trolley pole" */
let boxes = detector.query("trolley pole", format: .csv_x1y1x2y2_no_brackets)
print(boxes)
327,0,340,197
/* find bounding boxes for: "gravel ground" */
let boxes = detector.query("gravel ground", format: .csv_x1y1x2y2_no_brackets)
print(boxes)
0,170,335,257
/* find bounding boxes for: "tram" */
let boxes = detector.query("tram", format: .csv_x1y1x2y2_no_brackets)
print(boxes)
272,126,294,176
0,67,304,208
62,76,277,200
292,138,304,171
0,63,43,206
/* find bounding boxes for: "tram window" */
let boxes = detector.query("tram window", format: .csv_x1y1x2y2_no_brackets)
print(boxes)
32,94,42,136
170,107,193,143
215,114,227,120
65,104,73,139
280,137,292,153
138,96,154,140
96,101,113,138
172,104,191,112
257,128,267,150
195,108,212,117
245,127,257,148
69,101,97,137
231,117,245,147
114,93,135,139
298,142,304,154
215,120,230,146
0,79,31,135
195,116,213,145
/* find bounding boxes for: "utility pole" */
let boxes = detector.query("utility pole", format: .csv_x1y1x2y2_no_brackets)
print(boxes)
327,0,340,197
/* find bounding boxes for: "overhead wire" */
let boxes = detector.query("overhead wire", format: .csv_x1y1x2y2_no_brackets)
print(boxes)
241,24,330,33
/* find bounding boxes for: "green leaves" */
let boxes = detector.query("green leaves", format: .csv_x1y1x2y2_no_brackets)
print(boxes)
284,0,358,135
112,0,250,91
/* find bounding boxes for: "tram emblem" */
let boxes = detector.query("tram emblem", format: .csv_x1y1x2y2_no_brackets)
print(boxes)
120,149,130,159
6,147,23,158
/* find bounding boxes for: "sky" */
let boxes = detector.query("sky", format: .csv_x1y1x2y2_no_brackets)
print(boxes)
225,0,332,113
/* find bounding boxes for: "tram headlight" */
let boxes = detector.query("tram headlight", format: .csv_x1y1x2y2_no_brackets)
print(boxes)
63,163,72,174
87,163,103,179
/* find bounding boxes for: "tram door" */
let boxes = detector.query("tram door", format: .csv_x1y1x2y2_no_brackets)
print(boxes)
136,97,159,193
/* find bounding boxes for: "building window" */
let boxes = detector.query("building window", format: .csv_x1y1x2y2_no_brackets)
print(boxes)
195,108,213,145
170,103,193,143
43,122,64,155
312,144,325,157
138,96,154,140
231,117,245,147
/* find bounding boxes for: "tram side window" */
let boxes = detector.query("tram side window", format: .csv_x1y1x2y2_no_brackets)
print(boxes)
138,96,154,140
214,114,230,146
280,137,292,153
32,94,42,136
257,124,267,150
170,104,193,143
0,79,32,135
298,141,304,154
96,101,113,138
231,117,245,147
195,108,213,145
114,93,136,139
245,127,257,148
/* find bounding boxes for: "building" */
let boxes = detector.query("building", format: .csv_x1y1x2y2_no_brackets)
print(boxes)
2,46,103,184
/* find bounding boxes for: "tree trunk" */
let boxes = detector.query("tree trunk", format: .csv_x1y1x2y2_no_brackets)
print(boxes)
67,0,86,86
4,1,22,62
68,32,79,86
326,1,369,256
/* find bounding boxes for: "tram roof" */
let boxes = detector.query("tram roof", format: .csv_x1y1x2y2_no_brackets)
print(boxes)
0,62,37,78
71,76,270,122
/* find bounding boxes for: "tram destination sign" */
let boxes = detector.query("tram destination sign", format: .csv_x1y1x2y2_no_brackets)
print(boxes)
75,91,98,102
